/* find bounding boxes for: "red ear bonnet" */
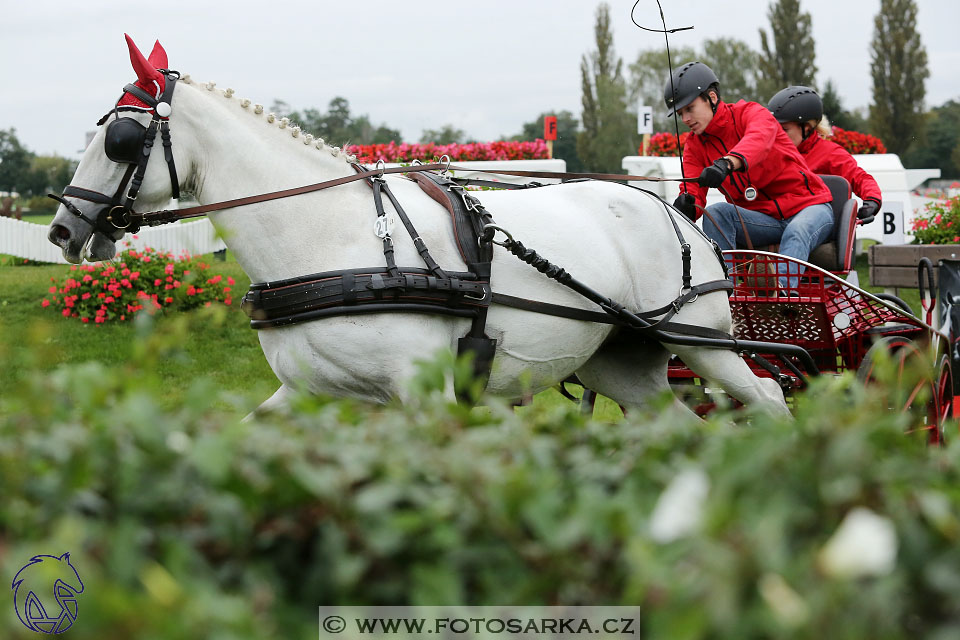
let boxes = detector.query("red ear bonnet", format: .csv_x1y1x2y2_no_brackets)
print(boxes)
118,34,169,110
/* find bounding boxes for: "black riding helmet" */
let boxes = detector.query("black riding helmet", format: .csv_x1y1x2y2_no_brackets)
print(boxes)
664,61,720,117
767,86,823,124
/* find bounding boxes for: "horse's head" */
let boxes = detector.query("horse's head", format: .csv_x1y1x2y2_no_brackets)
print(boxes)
48,35,183,263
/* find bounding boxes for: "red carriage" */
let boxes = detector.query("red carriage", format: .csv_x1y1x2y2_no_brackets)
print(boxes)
663,175,959,440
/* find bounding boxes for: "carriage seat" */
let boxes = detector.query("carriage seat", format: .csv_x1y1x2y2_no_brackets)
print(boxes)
805,174,858,273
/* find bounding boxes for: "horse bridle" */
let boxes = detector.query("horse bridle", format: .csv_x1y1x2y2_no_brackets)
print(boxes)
48,69,181,237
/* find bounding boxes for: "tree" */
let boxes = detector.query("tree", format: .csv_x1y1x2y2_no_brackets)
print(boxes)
21,155,77,197
902,100,960,178
512,111,583,172
578,3,637,173
820,79,868,132
868,0,929,156
757,0,818,100
272,97,401,145
701,38,762,104
628,45,697,134
629,39,759,134
0,128,33,194
419,125,467,144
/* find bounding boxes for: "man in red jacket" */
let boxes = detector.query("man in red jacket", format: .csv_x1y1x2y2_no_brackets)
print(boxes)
666,62,834,289
767,85,882,224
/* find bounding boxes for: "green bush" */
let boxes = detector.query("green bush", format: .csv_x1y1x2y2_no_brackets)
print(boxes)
2,320,960,638
23,194,58,215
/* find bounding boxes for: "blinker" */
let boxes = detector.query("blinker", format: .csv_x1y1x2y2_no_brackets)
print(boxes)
104,117,148,164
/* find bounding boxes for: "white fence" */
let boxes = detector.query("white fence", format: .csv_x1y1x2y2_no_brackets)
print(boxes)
0,216,226,264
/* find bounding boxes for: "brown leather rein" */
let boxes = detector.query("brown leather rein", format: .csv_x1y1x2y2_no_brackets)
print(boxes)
135,163,699,227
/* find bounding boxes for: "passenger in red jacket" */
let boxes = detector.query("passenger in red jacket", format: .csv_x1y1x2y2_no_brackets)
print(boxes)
665,62,834,288
767,86,882,224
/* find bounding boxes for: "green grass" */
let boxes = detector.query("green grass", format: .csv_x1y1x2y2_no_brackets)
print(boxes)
0,254,278,412
0,245,928,417
0,253,627,418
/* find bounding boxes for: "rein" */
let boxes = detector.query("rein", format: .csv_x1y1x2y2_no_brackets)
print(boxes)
135,164,699,228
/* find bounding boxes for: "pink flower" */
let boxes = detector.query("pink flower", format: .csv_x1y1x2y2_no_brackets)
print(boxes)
42,299,50,307
165,263,174,275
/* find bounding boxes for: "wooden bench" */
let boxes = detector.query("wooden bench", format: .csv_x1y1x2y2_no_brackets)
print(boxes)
869,244,960,289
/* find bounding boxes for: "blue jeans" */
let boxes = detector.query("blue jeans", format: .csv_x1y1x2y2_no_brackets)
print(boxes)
702,202,834,288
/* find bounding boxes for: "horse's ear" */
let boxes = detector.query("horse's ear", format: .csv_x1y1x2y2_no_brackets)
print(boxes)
147,40,168,70
124,33,164,89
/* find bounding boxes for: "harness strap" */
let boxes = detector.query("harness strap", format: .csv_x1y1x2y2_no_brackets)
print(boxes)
491,280,733,330
376,178,447,278
137,164,700,227
159,121,180,200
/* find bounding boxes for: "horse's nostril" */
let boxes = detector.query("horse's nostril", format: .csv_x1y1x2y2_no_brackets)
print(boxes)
49,224,72,244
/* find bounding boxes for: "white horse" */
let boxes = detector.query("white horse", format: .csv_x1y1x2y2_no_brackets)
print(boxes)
47,37,788,417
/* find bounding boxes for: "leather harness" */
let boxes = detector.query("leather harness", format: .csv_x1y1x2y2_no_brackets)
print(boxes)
237,167,737,385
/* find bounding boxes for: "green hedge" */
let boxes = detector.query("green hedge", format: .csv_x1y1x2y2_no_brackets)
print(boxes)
2,319,960,638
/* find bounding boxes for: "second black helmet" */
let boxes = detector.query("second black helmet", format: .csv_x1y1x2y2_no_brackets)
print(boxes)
767,86,823,124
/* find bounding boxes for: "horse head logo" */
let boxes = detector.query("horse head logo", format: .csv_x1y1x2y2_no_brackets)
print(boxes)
11,553,84,634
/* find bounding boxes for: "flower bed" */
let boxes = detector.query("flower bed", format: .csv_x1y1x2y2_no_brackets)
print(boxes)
829,127,887,154
44,243,235,324
348,140,549,164
644,132,691,157
910,193,960,244
643,127,886,156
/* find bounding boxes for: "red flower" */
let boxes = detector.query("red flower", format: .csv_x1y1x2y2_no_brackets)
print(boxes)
42,299,50,307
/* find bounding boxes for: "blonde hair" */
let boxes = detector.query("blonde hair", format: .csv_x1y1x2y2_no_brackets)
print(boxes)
814,114,833,138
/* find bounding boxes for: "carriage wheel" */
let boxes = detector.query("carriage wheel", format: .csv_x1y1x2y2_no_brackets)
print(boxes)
856,337,941,443
932,356,955,444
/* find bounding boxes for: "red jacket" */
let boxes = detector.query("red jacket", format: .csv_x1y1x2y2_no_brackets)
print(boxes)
680,100,832,219
798,134,883,206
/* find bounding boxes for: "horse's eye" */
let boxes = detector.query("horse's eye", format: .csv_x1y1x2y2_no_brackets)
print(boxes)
104,118,147,164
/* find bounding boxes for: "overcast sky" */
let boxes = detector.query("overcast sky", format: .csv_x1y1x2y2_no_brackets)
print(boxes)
2,0,957,158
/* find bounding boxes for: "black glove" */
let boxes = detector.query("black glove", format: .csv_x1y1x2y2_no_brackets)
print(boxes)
858,199,880,224
698,158,732,188
673,193,697,221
